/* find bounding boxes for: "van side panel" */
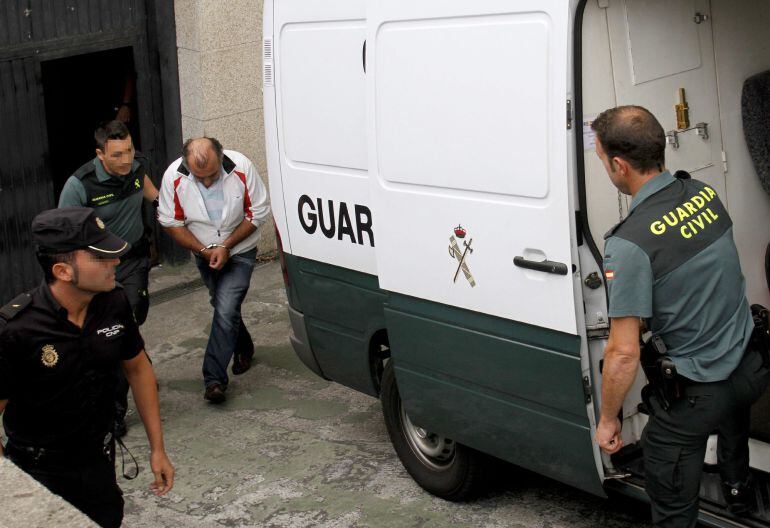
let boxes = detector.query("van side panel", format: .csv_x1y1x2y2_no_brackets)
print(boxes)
287,254,386,396
386,294,604,496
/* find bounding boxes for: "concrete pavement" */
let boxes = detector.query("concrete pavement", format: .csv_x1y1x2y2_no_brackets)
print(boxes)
117,260,651,528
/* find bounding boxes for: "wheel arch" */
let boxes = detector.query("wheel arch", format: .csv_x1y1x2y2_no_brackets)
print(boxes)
367,327,390,395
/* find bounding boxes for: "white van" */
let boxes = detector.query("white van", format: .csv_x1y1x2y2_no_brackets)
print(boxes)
263,0,770,524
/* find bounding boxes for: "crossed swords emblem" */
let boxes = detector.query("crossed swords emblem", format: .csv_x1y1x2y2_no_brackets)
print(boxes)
448,225,476,287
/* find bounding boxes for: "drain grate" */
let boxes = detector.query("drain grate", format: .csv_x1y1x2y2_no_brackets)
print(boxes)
150,278,206,305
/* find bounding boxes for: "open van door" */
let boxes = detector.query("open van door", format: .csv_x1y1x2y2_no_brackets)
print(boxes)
367,0,602,495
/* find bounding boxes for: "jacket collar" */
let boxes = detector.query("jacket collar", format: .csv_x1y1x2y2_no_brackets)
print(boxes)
629,171,676,213
177,154,236,178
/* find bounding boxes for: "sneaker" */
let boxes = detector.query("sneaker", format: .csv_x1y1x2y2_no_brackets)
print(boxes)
204,383,226,404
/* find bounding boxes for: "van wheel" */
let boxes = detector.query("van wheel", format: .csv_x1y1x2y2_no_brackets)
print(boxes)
380,361,484,501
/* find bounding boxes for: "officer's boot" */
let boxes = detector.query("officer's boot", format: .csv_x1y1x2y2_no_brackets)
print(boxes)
722,476,756,515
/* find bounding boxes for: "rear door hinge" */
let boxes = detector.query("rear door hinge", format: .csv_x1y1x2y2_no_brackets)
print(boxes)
722,150,728,174
567,99,573,130
582,375,593,403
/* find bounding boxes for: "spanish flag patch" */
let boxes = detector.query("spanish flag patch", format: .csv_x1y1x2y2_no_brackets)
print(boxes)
605,270,615,281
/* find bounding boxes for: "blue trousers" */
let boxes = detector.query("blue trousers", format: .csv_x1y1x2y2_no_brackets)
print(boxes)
195,248,256,389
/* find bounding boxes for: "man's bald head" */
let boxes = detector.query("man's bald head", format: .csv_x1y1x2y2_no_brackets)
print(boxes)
591,105,666,173
182,137,224,176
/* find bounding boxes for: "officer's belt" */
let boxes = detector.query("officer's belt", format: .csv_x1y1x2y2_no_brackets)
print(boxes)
5,434,112,466
675,375,727,397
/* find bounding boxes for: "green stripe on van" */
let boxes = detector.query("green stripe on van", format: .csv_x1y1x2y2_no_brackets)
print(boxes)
385,293,602,496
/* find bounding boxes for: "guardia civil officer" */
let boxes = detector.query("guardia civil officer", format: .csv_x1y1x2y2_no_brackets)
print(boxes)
58,119,159,437
592,106,769,527
0,207,174,528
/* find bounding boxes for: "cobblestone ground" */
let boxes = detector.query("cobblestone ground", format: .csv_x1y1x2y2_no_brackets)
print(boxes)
121,261,651,527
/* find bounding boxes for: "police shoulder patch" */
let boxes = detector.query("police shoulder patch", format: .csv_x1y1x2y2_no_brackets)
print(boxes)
0,293,32,321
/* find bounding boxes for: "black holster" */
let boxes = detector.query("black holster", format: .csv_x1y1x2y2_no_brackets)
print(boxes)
640,335,681,412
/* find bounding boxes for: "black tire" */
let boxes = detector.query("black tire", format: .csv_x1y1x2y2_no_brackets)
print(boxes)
380,360,485,501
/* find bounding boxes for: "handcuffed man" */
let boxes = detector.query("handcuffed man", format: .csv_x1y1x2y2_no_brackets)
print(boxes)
157,138,270,404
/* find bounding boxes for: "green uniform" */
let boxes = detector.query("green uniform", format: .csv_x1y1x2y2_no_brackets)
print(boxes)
603,171,766,527
604,171,753,381
58,157,146,246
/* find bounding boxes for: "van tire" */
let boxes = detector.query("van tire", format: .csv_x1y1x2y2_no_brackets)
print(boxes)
380,360,485,501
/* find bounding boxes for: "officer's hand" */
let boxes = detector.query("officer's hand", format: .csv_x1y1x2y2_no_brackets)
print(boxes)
208,246,230,270
595,416,623,454
150,450,175,496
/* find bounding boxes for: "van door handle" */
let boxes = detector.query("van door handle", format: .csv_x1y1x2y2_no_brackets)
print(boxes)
362,40,366,73
513,256,569,276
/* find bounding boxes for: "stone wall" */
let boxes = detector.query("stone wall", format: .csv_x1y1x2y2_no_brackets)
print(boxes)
174,0,276,253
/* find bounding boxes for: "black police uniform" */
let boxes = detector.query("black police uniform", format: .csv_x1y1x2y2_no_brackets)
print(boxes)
0,285,143,528
0,207,142,528
604,171,769,526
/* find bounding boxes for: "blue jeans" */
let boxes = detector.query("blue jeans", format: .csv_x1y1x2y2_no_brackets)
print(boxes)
195,248,257,389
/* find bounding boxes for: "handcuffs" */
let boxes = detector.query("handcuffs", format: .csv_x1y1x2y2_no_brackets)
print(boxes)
197,243,229,255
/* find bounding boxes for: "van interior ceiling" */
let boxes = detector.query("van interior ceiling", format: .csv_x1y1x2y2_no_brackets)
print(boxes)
579,0,770,519
577,0,770,519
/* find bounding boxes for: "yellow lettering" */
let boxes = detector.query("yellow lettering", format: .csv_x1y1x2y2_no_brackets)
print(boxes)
684,202,698,215
663,212,679,227
700,190,711,202
692,215,705,230
692,195,705,208
705,186,716,199
681,225,693,239
651,221,666,235
702,211,714,225
676,207,690,221
707,208,719,221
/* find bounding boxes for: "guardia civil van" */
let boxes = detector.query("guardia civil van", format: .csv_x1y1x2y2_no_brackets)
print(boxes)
263,0,770,524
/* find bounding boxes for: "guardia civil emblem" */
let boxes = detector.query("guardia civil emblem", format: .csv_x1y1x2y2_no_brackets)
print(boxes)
448,225,476,287
95,217,105,230
41,344,59,368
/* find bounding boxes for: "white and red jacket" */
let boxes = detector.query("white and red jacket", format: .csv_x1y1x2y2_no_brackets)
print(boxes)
158,150,270,255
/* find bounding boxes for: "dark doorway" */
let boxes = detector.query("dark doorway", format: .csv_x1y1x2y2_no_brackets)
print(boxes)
41,47,142,200
0,0,185,305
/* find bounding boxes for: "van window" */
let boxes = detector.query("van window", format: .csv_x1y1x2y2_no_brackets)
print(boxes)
280,21,367,171
375,14,552,199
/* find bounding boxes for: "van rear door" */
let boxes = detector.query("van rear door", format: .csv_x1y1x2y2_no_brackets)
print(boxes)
367,0,602,494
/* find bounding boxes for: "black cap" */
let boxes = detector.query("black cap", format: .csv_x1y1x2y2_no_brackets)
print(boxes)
31,207,131,257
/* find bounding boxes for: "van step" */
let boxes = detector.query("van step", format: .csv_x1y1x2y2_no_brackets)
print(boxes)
616,456,770,526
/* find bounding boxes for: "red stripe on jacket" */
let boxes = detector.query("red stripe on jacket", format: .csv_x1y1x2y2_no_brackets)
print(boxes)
234,170,253,220
173,176,185,221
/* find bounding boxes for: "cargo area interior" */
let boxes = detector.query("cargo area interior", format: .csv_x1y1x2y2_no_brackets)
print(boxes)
580,0,770,521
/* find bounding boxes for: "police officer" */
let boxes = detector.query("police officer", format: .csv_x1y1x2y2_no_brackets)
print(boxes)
58,119,159,437
592,106,769,527
0,207,174,528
